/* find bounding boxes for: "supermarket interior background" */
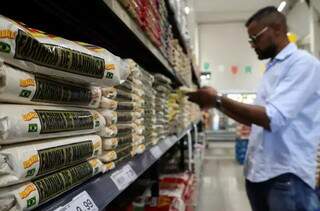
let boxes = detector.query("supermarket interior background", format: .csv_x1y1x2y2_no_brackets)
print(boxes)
0,0,319,211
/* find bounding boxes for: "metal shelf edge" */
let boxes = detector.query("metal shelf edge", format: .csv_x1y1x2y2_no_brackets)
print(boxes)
37,124,195,211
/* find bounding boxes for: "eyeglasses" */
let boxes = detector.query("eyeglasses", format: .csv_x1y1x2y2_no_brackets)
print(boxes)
248,27,268,44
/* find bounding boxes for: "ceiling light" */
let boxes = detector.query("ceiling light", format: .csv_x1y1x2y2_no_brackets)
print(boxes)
278,1,287,12
184,6,190,15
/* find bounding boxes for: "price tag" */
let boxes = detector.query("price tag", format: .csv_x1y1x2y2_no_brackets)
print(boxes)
111,164,137,190
55,191,98,211
150,146,162,159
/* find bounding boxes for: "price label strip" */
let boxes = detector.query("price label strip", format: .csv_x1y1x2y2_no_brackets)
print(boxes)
110,164,137,190
55,191,98,211
150,146,162,159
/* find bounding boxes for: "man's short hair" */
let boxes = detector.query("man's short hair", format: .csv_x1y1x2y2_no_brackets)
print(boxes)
245,6,288,32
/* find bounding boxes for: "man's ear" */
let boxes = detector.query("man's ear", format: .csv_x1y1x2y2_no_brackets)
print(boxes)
270,23,282,36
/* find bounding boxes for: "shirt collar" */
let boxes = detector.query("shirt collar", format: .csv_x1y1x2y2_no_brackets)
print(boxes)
266,43,297,70
274,43,297,61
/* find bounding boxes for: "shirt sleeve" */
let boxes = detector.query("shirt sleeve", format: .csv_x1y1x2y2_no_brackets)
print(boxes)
265,55,320,132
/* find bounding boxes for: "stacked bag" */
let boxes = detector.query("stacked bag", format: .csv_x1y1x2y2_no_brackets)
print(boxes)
153,74,172,144
0,15,131,210
98,60,146,171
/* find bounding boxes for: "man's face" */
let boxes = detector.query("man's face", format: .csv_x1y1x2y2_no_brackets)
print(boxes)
247,21,277,60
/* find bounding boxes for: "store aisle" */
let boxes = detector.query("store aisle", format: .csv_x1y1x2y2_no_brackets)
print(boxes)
197,145,251,211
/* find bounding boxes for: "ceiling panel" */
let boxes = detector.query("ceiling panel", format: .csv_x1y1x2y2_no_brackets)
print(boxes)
195,0,284,23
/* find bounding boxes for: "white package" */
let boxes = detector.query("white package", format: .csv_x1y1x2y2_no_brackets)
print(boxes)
0,62,101,108
0,158,103,211
98,109,117,125
0,15,128,86
100,97,118,110
0,135,102,187
0,104,106,144
101,125,118,138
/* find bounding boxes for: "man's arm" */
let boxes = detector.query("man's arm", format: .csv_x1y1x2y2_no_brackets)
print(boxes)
219,96,270,130
187,87,270,130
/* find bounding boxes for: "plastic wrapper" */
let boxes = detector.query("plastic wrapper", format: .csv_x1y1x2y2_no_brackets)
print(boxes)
98,109,117,125
100,97,118,110
154,74,171,84
0,158,103,211
117,112,133,123
102,135,144,150
102,161,116,173
0,15,128,86
100,145,132,163
0,62,102,108
101,125,118,138
0,135,102,187
101,87,133,101
0,105,106,144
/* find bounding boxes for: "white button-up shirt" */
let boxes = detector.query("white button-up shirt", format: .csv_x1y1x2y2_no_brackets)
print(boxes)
244,43,320,188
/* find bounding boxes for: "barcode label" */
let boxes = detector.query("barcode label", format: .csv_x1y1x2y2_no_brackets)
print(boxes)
55,191,98,211
150,146,162,159
110,164,137,190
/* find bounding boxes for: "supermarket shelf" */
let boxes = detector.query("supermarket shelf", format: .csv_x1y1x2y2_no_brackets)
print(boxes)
103,0,173,76
0,0,187,87
165,0,188,54
36,125,195,211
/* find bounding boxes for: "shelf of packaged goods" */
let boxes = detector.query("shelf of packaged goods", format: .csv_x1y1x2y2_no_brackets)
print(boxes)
103,0,175,77
0,0,188,87
36,124,195,211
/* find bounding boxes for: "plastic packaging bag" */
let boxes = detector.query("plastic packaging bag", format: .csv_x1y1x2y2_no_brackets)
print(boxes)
100,97,118,110
0,158,103,211
0,62,101,108
0,15,127,86
0,104,106,144
0,135,102,187
98,109,117,125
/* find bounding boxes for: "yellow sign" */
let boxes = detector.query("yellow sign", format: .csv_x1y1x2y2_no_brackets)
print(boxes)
19,184,36,199
22,112,38,121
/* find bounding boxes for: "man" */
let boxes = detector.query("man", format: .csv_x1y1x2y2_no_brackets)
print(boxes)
188,6,320,211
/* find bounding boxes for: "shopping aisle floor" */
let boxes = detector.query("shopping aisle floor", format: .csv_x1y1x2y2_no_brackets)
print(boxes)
197,143,251,211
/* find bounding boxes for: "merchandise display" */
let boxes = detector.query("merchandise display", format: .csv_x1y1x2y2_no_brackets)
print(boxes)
0,158,103,211
0,135,102,187
153,74,173,143
117,0,193,86
0,62,102,108
0,15,131,86
0,105,105,144
0,0,202,209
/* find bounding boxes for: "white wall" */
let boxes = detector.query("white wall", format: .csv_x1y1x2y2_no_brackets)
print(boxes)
199,22,265,93
310,4,320,58
286,1,310,40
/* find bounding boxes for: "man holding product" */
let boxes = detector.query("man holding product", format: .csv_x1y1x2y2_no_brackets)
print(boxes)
188,6,320,211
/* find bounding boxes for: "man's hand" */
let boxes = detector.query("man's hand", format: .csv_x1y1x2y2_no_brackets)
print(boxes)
187,86,218,110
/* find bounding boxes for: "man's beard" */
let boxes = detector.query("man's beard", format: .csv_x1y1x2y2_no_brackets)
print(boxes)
255,43,277,60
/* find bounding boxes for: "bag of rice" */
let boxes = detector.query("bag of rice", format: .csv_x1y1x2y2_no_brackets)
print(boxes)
0,135,102,187
102,134,144,150
100,97,118,110
100,125,118,138
0,104,106,144
0,15,128,86
100,144,138,163
101,87,133,101
0,158,103,211
0,62,101,108
98,109,117,126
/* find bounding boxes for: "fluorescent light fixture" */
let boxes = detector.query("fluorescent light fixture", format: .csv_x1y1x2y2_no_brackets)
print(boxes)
184,6,190,15
278,1,287,12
